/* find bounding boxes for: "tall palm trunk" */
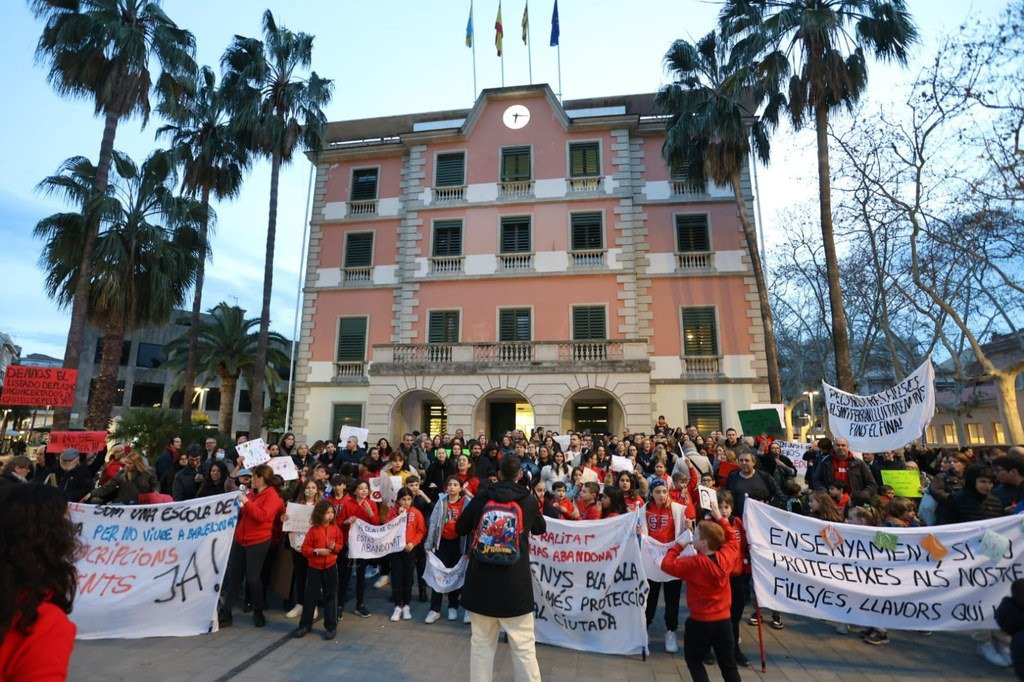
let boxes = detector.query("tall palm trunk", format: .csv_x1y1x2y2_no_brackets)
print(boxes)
218,373,238,436
814,105,855,392
249,150,282,436
85,316,125,430
181,184,212,426
731,166,782,404
54,111,119,430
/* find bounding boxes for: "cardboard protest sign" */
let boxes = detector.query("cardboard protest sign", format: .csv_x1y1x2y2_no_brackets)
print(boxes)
750,403,786,429
823,359,935,452
282,502,314,533
378,474,403,505
737,408,784,437
268,456,299,481
68,492,237,639
553,435,572,455
46,430,108,454
340,425,369,446
744,499,1023,630
697,485,716,510
235,438,270,468
610,455,633,473
348,514,408,559
881,470,923,498
368,476,383,503
424,553,468,594
0,366,77,407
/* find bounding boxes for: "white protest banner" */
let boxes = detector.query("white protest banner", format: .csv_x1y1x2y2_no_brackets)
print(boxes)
348,514,408,559
235,438,270,468
610,455,633,473
340,425,369,446
268,455,299,481
744,499,1023,631
641,531,695,583
69,492,237,639
774,440,810,473
530,511,649,655
282,502,313,533
424,552,468,594
822,359,935,452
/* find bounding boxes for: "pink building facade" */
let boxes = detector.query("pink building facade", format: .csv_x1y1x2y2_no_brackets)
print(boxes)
292,85,769,441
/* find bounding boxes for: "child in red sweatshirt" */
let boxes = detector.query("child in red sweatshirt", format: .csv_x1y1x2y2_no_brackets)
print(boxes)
717,491,752,668
294,500,343,640
660,494,740,682
385,486,427,621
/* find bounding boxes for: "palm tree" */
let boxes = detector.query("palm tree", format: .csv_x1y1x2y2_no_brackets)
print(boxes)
35,151,205,430
656,31,784,403
162,303,289,436
720,0,917,392
221,10,333,436
158,66,251,427
30,0,196,428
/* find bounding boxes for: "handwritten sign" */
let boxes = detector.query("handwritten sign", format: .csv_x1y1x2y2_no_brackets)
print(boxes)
340,425,369,446
268,456,298,481
283,502,314,533
737,408,784,438
424,552,468,594
0,366,77,407
348,514,407,559
235,438,270,468
68,492,237,639
641,531,695,583
47,430,108,454
881,470,923,498
697,485,716,510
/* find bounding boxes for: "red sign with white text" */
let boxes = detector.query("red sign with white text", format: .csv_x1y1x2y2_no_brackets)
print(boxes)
0,366,77,407
46,431,108,454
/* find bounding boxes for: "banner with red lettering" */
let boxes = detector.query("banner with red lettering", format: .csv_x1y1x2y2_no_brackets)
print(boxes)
0,366,77,407
46,431,108,454
68,493,238,639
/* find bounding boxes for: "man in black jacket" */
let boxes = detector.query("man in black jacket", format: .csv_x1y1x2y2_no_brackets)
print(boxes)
456,454,545,682
811,438,878,496
44,448,101,502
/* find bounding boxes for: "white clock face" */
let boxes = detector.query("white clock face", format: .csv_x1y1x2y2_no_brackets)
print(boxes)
502,104,531,129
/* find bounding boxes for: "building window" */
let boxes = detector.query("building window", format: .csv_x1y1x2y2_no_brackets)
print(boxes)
687,403,723,435
681,307,719,356
336,317,368,362
501,146,531,181
135,342,163,369
676,215,711,253
238,389,252,413
129,382,164,408
574,403,609,435
332,404,363,439
572,306,606,341
428,311,460,343
966,423,985,445
436,152,466,187
671,163,707,193
992,421,1006,443
500,217,531,253
89,380,125,407
570,213,603,251
432,220,463,257
350,168,378,201
499,309,531,342
569,141,600,177
205,389,222,412
925,425,937,444
94,338,131,366
942,424,956,444
423,403,447,438
344,232,373,268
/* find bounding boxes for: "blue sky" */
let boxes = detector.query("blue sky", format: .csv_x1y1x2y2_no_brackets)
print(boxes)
0,0,1007,359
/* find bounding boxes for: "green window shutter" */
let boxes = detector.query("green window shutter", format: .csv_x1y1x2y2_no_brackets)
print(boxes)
569,142,599,177
436,153,466,186
570,213,603,250
433,220,463,256
344,233,373,267
500,217,531,253
686,403,723,435
336,317,367,362
671,163,707,193
676,215,710,252
572,306,606,340
351,168,378,201
682,307,718,356
499,309,531,342
332,404,363,438
428,311,459,343
501,146,531,181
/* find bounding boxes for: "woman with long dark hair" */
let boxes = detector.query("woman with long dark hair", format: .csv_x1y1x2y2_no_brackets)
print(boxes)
0,485,78,679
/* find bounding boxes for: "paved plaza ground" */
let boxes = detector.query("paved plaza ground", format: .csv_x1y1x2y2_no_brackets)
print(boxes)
68,584,1014,681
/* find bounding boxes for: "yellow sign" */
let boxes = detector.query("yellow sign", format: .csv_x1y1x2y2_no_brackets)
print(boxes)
881,470,923,498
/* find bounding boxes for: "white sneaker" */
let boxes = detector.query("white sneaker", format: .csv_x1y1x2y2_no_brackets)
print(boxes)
401,605,412,620
313,607,319,621
284,605,302,619
365,565,379,579
447,608,458,621
998,642,1013,666
835,623,850,634
425,610,441,624
375,575,390,589
390,606,402,622
665,630,679,653
463,610,472,624
978,642,1011,667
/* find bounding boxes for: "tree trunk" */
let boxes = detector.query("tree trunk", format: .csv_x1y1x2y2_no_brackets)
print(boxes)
995,372,1024,445
85,316,125,430
53,111,119,431
731,167,782,404
249,150,282,437
218,374,238,437
814,106,855,392
181,185,212,427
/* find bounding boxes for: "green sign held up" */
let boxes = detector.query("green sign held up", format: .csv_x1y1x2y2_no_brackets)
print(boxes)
881,470,923,498
737,408,784,438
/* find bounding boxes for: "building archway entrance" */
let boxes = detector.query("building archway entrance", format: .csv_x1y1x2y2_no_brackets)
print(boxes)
561,388,626,436
472,389,534,438
391,389,447,439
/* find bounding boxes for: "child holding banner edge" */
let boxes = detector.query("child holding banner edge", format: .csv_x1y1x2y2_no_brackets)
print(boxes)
293,500,343,640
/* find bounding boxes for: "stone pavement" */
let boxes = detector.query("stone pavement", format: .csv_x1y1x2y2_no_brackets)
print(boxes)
68,583,1014,682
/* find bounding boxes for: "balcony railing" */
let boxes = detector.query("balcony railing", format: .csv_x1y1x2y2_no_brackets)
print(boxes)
343,266,372,283
370,340,648,374
432,186,465,203
559,341,624,363
499,180,534,199
393,344,453,364
430,256,464,274
498,253,533,271
347,199,377,216
683,355,722,375
570,249,606,268
568,176,603,194
333,361,367,380
676,252,715,271
671,180,708,196
474,342,534,364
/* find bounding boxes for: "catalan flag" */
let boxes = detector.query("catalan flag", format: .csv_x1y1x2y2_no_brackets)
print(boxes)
550,0,559,47
522,2,529,43
495,2,504,56
466,2,473,47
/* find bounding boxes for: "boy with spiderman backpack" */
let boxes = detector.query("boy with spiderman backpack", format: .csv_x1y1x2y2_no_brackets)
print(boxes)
456,454,546,682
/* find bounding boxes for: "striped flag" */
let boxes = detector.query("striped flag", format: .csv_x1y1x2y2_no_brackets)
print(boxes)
466,2,473,47
522,2,529,43
495,2,504,56
550,0,559,46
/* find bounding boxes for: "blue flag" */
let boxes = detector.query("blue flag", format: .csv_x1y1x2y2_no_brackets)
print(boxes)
550,0,559,46
466,2,474,47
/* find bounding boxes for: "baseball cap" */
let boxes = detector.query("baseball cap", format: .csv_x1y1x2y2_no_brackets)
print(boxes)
60,448,80,462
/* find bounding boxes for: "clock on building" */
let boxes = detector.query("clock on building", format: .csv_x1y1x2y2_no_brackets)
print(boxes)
502,104,531,129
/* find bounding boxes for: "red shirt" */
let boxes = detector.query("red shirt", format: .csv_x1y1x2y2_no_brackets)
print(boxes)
301,523,343,570
386,506,427,546
100,459,123,485
661,518,739,621
338,495,379,543
234,487,285,546
0,602,75,682
645,503,676,543
555,498,576,519
455,471,479,496
625,494,645,513
832,457,850,491
716,462,740,488
669,487,697,520
442,500,463,539
722,516,750,575
577,499,602,520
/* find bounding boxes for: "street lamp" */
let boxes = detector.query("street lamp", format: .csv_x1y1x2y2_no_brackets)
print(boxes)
803,390,820,429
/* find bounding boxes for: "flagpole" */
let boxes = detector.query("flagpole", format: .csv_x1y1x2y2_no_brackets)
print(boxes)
501,54,505,87
557,44,562,101
471,1,477,100
526,2,533,84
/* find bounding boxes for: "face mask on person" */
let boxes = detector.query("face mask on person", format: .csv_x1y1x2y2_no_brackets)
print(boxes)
216,452,226,460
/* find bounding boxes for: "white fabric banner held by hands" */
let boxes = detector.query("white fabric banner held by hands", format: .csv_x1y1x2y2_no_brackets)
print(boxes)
424,552,469,594
348,514,408,559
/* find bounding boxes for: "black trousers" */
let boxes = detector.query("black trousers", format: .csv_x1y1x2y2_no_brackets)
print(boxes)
301,564,338,631
289,546,307,607
390,550,415,606
414,543,427,589
221,540,270,614
645,579,682,632
729,575,748,651
338,548,366,607
683,617,741,682
429,537,463,612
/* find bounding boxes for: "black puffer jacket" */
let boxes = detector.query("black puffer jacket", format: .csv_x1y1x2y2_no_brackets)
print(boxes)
995,596,1024,681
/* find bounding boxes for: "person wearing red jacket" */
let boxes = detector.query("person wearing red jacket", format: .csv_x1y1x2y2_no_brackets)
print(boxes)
660,494,740,682
338,479,379,618
643,480,688,654
385,486,427,621
219,464,285,628
717,491,752,668
293,500,344,641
